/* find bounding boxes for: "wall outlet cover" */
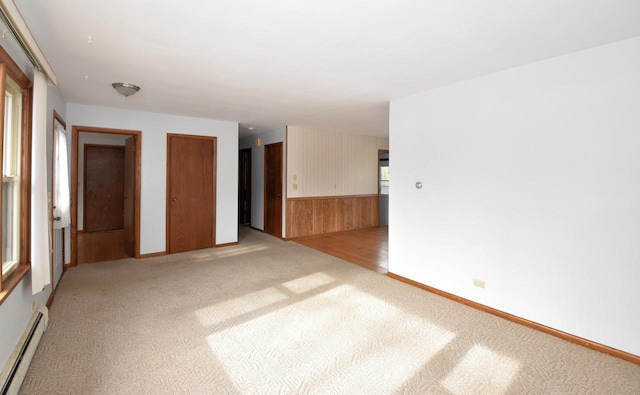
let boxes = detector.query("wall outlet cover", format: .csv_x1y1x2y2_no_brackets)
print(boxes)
473,279,486,288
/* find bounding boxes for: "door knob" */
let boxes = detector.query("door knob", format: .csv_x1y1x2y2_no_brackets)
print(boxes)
171,198,177,202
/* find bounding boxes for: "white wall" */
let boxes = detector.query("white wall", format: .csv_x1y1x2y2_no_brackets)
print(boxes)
389,37,640,356
0,32,66,368
239,127,287,234
0,82,65,371
68,104,239,253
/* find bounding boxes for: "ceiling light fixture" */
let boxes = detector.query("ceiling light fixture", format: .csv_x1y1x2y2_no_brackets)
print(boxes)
112,82,140,97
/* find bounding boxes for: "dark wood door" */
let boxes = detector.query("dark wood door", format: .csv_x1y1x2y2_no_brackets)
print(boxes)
84,145,125,232
123,136,136,256
167,135,216,253
239,148,251,225
264,142,282,238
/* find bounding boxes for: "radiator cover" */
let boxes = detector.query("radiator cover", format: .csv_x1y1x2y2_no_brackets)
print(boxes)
0,305,48,395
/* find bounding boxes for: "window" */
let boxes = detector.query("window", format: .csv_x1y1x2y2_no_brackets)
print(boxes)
380,166,389,195
0,47,32,301
2,75,22,279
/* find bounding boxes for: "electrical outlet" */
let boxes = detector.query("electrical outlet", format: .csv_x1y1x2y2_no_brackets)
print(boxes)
473,279,486,289
293,183,298,190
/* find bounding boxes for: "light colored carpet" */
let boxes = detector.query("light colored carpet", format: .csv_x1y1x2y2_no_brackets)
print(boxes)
21,227,640,394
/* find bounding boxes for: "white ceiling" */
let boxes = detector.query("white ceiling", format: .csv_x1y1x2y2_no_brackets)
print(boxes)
12,1,640,137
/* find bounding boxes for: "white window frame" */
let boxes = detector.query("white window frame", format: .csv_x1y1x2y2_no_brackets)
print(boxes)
2,76,22,279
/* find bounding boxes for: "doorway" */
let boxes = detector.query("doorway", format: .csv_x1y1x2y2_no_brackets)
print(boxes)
166,134,217,253
51,111,68,280
239,148,251,225
71,126,141,266
379,150,389,226
264,142,283,238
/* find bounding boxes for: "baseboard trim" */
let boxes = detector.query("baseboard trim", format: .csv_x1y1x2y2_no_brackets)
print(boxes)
46,287,56,309
46,269,65,308
249,226,263,232
216,241,239,248
139,251,167,259
46,288,55,308
386,272,640,366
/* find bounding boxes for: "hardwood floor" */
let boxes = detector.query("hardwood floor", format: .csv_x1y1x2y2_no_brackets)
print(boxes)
78,230,131,264
295,226,388,274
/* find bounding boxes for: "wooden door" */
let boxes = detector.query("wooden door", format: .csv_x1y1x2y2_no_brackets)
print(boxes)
264,142,282,238
239,148,251,225
123,136,136,256
167,134,216,253
84,145,125,232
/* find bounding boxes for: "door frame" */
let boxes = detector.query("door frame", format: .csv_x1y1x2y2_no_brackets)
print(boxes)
71,126,142,266
238,148,251,225
166,133,217,253
51,111,66,280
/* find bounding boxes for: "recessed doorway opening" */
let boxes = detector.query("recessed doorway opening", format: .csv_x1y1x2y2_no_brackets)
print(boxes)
71,126,141,266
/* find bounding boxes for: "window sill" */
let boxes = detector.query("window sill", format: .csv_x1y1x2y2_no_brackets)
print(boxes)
0,264,30,305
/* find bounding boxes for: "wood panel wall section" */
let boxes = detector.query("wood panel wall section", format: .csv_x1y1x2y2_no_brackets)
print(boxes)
286,195,378,239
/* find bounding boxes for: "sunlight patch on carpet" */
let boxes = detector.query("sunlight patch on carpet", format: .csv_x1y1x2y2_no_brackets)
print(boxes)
195,287,288,326
442,344,521,394
281,272,335,294
205,284,456,393
210,244,269,258
189,244,270,261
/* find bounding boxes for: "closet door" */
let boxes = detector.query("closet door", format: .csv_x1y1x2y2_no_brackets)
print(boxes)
167,134,216,253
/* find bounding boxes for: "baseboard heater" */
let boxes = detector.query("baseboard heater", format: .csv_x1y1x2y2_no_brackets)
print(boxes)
0,306,48,395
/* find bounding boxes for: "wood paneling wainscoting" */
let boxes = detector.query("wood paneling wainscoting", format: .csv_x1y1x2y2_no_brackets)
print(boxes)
286,195,379,239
